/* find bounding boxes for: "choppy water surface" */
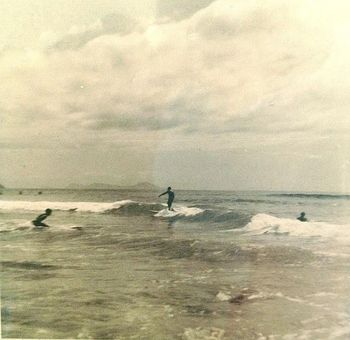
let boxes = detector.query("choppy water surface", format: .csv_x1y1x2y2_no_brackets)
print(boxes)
1,189,350,339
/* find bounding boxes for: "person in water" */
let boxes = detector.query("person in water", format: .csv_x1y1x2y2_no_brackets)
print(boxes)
32,208,52,228
297,212,307,222
159,187,175,211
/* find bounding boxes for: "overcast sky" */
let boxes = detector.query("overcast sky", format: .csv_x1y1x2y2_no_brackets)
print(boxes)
1,0,349,191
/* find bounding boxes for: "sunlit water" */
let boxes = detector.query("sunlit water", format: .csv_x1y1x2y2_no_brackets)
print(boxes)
1,189,350,339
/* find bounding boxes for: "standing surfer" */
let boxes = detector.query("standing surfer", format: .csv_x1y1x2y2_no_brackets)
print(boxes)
159,187,175,211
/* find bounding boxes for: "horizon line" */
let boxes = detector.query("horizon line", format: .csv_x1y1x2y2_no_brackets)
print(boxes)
1,187,349,195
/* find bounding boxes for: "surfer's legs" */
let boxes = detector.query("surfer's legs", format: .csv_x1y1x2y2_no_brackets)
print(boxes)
167,199,174,211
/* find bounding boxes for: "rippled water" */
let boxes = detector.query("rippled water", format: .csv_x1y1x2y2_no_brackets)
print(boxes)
1,189,350,339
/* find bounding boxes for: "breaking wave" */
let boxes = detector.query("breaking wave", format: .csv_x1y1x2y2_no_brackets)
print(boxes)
0,200,134,213
269,193,350,200
243,213,350,243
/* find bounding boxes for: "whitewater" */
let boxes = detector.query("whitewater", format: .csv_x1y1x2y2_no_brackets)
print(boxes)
1,188,350,339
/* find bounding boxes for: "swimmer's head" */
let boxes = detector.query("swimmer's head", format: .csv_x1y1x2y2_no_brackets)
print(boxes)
45,208,52,215
168,187,172,190
300,212,305,216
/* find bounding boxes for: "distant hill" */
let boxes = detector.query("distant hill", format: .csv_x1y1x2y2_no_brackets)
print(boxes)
127,182,161,190
66,182,160,191
86,183,120,189
0,184,5,189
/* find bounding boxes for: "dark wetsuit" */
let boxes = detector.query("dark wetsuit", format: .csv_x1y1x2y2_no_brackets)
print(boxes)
32,213,50,227
167,191,175,210
159,189,175,210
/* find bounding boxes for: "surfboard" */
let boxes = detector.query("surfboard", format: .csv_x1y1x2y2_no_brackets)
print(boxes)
154,206,203,218
154,208,179,217
151,209,176,213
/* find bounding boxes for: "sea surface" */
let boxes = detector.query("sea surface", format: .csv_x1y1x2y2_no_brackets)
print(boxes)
1,189,350,339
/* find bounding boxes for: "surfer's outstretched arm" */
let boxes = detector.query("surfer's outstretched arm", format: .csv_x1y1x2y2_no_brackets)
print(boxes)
158,191,167,197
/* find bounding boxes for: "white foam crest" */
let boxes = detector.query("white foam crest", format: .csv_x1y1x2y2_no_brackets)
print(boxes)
244,214,350,243
216,291,232,301
154,206,204,218
0,200,134,213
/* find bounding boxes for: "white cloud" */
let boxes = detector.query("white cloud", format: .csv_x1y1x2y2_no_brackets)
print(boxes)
1,0,350,189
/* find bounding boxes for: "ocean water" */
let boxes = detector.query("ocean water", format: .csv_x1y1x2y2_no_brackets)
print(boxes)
1,189,350,339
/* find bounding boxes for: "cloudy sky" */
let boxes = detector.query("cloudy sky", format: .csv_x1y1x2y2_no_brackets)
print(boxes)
1,0,349,191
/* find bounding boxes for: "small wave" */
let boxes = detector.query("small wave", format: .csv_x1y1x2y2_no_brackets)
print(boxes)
1,260,59,270
269,193,350,200
0,200,134,213
0,220,32,233
153,207,251,229
244,213,350,242
233,198,276,204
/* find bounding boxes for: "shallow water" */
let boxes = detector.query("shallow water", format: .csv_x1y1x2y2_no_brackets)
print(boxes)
1,189,350,339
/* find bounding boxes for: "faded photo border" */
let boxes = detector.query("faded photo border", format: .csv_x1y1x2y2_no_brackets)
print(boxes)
1,0,350,339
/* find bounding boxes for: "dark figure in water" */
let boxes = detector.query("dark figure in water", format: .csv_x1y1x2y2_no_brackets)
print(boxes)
32,208,52,228
159,187,175,211
297,212,307,222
